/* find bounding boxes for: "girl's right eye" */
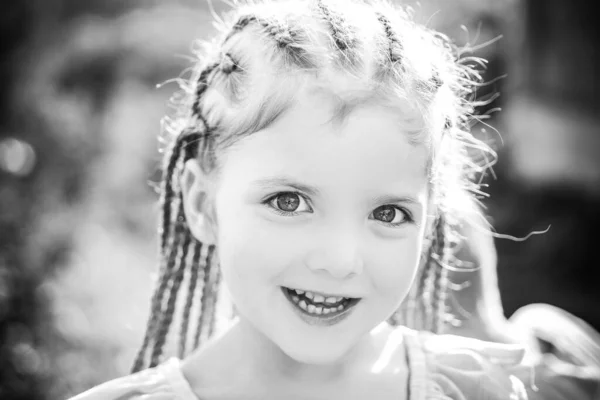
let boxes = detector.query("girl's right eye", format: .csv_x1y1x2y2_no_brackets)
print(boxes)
264,192,313,216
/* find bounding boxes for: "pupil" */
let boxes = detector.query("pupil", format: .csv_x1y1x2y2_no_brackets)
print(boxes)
374,205,395,223
277,193,300,211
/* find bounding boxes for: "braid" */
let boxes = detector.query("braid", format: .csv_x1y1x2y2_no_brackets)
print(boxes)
150,206,192,367
194,244,217,349
421,255,437,331
159,132,190,252
375,12,443,96
228,14,291,48
406,233,433,330
229,15,259,36
376,12,403,65
432,215,455,333
192,63,220,117
418,213,453,333
416,237,436,329
433,258,450,333
226,14,315,69
192,247,208,350
431,71,443,91
208,260,222,338
315,0,357,52
219,53,238,75
179,240,203,358
314,0,360,67
426,215,447,332
131,259,170,372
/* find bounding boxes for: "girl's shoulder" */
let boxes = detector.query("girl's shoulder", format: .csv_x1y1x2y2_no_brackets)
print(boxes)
402,327,530,399
68,358,198,400
403,326,600,400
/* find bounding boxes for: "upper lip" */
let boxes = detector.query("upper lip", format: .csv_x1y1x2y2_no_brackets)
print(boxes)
283,286,363,299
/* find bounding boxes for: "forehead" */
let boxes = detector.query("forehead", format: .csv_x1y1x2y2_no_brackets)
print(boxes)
219,93,430,197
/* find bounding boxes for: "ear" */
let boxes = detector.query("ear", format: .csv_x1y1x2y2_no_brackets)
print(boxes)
180,159,217,245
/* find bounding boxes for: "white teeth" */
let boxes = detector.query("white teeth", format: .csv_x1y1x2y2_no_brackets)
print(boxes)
298,290,345,304
287,287,355,315
294,300,346,315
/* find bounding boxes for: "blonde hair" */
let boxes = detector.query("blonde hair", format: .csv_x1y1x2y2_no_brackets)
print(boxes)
132,0,493,372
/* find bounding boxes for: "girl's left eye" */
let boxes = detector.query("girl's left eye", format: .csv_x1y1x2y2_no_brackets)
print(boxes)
265,192,312,215
370,205,413,226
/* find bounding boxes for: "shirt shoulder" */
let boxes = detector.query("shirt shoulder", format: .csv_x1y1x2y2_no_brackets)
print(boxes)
509,304,600,399
403,328,529,400
68,358,199,400
406,328,600,400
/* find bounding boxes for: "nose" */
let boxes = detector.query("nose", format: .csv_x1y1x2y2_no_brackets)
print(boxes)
305,229,365,279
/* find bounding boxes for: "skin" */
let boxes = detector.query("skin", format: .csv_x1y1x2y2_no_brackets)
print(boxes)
180,90,433,399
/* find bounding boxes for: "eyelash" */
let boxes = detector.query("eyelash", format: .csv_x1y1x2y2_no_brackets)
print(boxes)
262,192,415,227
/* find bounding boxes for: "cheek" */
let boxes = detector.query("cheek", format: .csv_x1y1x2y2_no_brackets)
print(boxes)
214,204,308,287
368,234,423,300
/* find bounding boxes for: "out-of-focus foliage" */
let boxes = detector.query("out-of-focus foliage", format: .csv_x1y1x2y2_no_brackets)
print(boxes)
0,1,214,398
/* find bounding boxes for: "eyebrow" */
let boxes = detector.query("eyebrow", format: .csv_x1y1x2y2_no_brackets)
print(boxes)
252,176,422,206
252,176,321,197
371,194,422,208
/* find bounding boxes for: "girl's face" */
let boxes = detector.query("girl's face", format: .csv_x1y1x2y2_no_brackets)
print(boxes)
191,94,431,364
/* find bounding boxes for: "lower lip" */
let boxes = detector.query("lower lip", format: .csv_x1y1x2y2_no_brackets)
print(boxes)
281,287,361,327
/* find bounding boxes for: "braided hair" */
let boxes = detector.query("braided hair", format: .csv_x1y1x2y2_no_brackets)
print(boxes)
131,0,492,371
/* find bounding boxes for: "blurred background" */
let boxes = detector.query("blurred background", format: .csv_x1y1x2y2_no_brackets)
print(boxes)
0,0,598,399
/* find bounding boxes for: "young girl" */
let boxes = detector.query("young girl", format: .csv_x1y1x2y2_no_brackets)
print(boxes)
69,0,599,399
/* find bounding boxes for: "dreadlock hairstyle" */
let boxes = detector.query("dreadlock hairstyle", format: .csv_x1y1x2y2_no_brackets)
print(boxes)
131,0,493,372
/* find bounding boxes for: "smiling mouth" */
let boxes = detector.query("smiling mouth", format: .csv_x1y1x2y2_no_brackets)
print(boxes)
281,286,361,324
